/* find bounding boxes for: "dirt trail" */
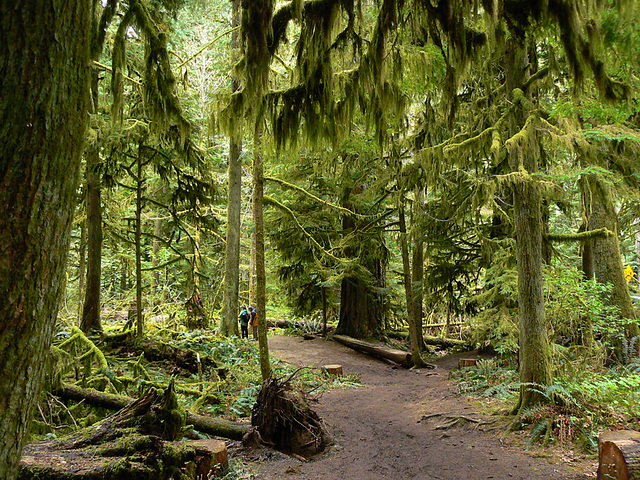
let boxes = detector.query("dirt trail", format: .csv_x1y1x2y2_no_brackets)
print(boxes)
240,335,596,480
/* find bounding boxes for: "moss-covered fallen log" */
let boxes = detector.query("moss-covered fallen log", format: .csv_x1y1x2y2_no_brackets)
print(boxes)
333,334,413,367
387,331,468,349
20,385,228,480
57,383,250,440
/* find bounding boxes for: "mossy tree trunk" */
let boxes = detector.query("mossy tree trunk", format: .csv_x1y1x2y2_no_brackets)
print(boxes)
411,188,426,351
81,70,103,334
0,1,91,478
135,141,145,337
398,200,426,366
253,122,271,380
583,174,640,338
506,40,552,413
221,0,242,337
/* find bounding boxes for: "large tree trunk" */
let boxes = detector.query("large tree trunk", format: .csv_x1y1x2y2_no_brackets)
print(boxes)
411,188,426,351
583,174,639,338
135,142,145,337
336,207,386,338
398,201,425,367
221,0,242,337
80,71,104,334
0,2,91,478
506,40,552,413
77,218,87,322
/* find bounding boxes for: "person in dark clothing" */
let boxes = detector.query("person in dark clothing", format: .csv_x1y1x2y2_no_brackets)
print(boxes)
249,306,258,340
238,305,250,339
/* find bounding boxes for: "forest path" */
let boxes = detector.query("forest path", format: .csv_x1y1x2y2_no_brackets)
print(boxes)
241,335,595,480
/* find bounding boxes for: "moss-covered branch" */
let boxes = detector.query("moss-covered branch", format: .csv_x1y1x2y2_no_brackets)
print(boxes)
265,175,361,217
263,194,342,262
546,227,613,242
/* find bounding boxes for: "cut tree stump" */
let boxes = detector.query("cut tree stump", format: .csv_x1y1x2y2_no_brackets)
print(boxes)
182,439,228,478
598,430,640,480
333,334,413,367
458,358,477,368
322,364,343,376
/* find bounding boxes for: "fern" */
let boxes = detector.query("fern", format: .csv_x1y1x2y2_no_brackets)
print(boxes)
526,419,551,450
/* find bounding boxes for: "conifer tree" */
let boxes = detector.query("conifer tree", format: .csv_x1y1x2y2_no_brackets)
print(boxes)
0,2,91,477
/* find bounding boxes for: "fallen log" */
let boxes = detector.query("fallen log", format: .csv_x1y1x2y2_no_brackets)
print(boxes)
388,331,468,349
57,383,250,440
268,319,319,331
333,334,413,368
20,385,228,480
598,430,640,480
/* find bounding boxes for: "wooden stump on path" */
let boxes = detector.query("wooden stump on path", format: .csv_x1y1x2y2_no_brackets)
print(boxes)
458,358,477,368
322,364,343,376
598,430,640,480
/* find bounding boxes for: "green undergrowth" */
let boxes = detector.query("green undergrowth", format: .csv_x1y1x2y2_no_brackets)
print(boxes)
36,324,360,443
451,355,640,453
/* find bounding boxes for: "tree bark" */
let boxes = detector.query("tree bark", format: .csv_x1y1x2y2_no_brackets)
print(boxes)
583,174,639,338
0,1,91,477
506,40,552,412
336,204,386,338
411,193,426,352
398,200,426,367
253,122,271,380
77,218,87,323
220,0,242,337
80,71,104,334
135,142,145,337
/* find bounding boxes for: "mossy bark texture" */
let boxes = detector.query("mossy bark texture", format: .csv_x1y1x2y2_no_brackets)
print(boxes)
583,174,640,338
0,1,91,478
220,0,242,338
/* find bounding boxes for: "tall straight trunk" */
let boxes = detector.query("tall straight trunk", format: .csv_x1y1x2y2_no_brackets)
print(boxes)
322,286,328,337
81,71,103,333
135,144,144,337
220,0,242,337
398,201,425,367
78,218,87,322
151,217,162,293
583,174,639,337
253,122,271,380
512,175,552,410
506,40,551,412
0,2,91,477
411,188,426,351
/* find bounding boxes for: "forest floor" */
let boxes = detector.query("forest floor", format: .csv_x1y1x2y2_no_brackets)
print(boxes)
235,334,597,480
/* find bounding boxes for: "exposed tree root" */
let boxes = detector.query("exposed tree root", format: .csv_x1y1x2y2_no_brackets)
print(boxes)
250,374,330,457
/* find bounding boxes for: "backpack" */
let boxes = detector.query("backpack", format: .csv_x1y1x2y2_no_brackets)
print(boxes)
239,310,250,325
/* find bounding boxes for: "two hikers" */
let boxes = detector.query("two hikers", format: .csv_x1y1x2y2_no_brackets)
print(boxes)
238,305,258,340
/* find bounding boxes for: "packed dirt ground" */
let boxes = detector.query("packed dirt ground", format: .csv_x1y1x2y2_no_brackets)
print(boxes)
237,335,597,479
